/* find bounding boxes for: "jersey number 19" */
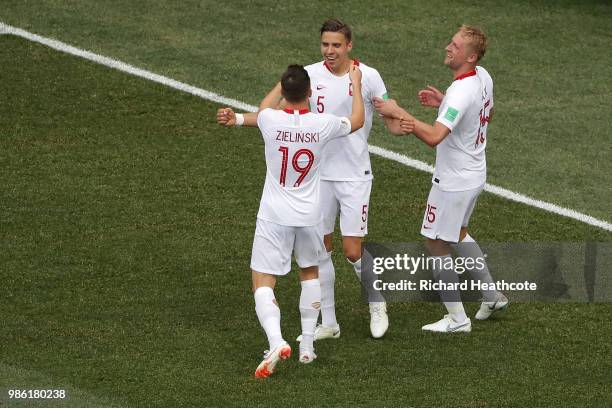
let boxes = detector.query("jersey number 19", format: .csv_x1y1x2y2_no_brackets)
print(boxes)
278,147,314,187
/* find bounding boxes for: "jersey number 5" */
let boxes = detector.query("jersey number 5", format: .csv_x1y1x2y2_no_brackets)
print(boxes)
317,96,325,113
278,147,314,187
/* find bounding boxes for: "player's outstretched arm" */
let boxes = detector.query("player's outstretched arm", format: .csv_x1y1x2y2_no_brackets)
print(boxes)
348,63,365,133
373,97,413,120
373,97,418,135
383,118,411,135
417,85,444,108
216,108,258,127
411,120,450,147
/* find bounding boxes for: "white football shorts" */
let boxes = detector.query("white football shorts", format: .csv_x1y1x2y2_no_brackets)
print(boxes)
321,180,372,237
250,218,325,276
420,183,484,243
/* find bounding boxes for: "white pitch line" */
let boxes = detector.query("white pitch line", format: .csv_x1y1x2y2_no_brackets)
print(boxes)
370,146,612,231
2,21,611,232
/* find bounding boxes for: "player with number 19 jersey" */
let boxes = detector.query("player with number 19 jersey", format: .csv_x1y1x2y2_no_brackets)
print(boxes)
305,61,387,182
256,108,353,227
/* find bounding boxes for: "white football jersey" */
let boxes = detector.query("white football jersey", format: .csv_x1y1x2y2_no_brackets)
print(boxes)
305,61,387,181
434,66,494,191
256,108,352,226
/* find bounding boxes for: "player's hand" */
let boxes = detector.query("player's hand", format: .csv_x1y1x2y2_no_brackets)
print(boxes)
373,97,401,119
348,61,362,86
216,107,236,127
418,85,444,108
399,117,415,134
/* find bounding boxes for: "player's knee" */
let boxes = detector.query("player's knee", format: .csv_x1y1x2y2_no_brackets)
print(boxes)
344,248,361,263
300,266,318,281
342,239,362,263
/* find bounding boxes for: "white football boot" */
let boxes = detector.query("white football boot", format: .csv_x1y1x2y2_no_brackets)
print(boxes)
475,293,509,320
369,302,389,338
298,347,317,364
296,323,340,342
254,341,292,379
422,315,472,333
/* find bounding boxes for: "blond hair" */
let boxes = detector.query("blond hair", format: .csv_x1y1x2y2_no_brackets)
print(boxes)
459,25,488,61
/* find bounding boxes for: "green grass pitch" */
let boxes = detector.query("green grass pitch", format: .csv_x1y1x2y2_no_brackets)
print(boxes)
1,1,611,407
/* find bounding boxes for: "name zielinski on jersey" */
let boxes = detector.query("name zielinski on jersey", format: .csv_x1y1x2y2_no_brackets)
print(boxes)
276,130,320,143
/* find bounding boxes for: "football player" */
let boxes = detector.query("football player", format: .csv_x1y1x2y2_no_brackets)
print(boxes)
261,19,405,341
374,25,508,333
217,63,365,376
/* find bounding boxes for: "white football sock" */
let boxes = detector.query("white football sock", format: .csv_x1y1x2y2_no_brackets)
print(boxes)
318,252,338,328
453,234,499,302
430,254,467,323
350,257,362,281
299,279,321,353
254,286,283,351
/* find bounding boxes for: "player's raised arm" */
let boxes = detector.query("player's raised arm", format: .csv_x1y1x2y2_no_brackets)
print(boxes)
347,63,365,133
259,82,286,111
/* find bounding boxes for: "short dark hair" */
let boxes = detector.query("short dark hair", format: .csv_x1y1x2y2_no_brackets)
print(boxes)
320,18,352,42
281,65,310,103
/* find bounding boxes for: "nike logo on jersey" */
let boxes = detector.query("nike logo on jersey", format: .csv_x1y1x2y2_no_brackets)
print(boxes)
316,85,326,90
423,226,432,230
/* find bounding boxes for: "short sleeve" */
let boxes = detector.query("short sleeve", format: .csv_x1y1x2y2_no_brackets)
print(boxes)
436,84,472,131
367,68,388,100
337,116,352,137
364,68,389,117
256,108,272,129
324,115,352,141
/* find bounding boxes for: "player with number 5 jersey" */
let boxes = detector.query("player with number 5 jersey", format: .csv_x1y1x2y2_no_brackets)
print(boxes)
223,20,405,342
300,19,405,341
216,63,365,378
